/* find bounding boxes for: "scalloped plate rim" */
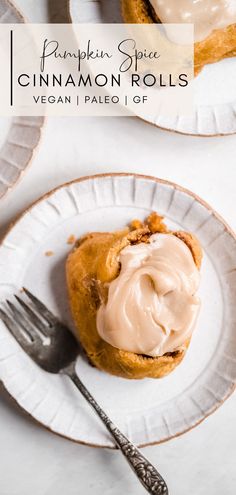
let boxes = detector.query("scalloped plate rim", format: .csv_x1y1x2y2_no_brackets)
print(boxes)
0,0,45,201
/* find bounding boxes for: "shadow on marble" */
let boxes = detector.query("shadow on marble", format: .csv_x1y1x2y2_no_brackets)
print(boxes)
0,382,36,425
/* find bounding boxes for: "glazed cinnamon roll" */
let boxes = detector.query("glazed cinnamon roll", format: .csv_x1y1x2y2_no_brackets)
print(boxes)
66,213,202,379
121,0,236,74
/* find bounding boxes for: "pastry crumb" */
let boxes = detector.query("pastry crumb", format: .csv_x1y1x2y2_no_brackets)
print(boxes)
130,212,168,234
67,234,76,245
130,219,144,230
146,212,168,233
45,250,54,257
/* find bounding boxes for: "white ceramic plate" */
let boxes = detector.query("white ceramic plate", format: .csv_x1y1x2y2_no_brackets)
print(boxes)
69,0,236,136
0,174,236,447
0,0,44,200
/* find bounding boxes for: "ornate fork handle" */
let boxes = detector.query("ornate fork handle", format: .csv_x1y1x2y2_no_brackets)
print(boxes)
64,364,168,495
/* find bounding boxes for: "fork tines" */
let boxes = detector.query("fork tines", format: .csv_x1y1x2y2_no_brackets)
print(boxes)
22,288,57,326
0,288,57,347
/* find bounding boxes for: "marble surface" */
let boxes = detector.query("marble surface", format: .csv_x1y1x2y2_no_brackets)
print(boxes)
0,1,236,494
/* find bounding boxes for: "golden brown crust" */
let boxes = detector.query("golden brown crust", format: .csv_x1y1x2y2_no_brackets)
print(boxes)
174,231,202,269
121,0,236,75
66,214,202,379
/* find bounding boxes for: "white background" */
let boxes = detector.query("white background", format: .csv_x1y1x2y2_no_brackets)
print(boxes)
0,1,236,494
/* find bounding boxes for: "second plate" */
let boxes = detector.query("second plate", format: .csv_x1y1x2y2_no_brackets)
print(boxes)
69,0,236,136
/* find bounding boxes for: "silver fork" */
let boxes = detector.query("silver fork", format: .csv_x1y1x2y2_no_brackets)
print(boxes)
0,288,168,495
